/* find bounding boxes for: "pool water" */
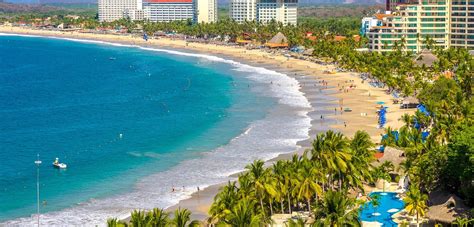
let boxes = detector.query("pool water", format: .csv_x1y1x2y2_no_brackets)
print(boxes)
359,192,405,226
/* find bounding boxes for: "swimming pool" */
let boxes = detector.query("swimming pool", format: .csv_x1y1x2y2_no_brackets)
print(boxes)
359,192,405,226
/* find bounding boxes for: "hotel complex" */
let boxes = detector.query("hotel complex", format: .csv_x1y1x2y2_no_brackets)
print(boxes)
363,0,474,52
143,0,194,22
196,0,218,23
98,0,143,22
99,0,217,23
229,0,298,25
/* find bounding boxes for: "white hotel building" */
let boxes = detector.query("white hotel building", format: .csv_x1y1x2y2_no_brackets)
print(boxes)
230,0,298,25
99,0,217,23
99,0,143,22
143,0,195,22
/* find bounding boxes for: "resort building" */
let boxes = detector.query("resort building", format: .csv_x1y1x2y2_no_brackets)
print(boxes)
450,0,474,49
196,0,218,23
366,0,474,52
99,0,143,22
229,0,298,25
360,14,386,36
143,0,195,22
385,0,418,11
229,0,258,23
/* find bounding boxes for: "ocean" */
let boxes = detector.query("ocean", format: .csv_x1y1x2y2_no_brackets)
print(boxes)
0,34,311,225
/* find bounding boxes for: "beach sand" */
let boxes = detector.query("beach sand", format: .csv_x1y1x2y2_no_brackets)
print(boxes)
0,26,415,222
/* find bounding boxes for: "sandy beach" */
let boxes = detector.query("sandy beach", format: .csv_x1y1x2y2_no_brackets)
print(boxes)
0,26,414,223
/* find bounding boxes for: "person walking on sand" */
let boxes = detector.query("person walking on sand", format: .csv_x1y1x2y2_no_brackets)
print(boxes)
344,122,347,128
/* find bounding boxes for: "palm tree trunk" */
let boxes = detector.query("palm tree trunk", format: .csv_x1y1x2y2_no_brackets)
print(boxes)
280,200,284,214
416,212,419,227
287,193,292,214
259,195,266,219
307,198,311,212
269,198,273,216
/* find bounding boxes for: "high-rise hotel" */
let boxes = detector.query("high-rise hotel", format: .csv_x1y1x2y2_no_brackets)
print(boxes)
229,0,298,25
99,0,143,22
363,0,474,52
99,0,217,23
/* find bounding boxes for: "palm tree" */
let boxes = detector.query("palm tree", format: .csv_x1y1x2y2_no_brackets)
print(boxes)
130,210,149,227
404,185,428,226
372,161,394,192
148,208,169,227
313,190,360,227
246,160,268,218
209,181,238,223
223,198,264,226
171,208,191,227
295,161,323,212
310,130,352,190
107,218,128,227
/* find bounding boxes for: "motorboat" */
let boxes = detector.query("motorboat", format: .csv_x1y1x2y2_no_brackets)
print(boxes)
53,158,67,169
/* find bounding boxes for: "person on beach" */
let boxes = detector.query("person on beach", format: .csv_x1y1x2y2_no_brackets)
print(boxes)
344,122,347,127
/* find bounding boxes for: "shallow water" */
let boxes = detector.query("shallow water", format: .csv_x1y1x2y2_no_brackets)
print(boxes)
0,34,312,225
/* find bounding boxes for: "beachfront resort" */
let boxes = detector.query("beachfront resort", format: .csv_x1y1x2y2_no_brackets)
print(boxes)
0,0,473,226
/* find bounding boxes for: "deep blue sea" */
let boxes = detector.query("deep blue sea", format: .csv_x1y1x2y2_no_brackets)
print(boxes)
0,34,311,225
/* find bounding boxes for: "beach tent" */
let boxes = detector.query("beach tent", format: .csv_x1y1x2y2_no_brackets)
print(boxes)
265,32,289,48
415,49,438,68
401,96,419,109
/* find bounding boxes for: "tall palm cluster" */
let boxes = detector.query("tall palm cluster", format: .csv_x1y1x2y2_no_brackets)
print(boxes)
107,208,201,227
208,130,378,226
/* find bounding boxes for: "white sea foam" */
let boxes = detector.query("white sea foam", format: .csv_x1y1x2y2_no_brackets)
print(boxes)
1,34,313,226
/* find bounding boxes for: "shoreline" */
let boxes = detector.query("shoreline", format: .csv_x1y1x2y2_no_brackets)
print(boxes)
0,26,414,224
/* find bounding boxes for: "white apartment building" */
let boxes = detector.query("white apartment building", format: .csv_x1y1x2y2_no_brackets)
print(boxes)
229,0,258,23
257,0,297,25
196,0,218,23
99,0,142,22
230,0,298,25
143,0,194,22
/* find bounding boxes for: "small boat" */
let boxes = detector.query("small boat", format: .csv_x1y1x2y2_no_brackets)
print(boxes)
109,57,116,60
53,158,67,169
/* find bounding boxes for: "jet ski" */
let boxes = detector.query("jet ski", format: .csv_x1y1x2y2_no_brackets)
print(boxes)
53,158,67,169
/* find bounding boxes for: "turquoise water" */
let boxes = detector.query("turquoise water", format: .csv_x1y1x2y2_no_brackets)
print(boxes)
359,192,405,226
0,35,282,222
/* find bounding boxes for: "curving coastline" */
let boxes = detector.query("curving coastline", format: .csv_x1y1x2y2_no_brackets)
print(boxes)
1,31,313,226
0,26,412,226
